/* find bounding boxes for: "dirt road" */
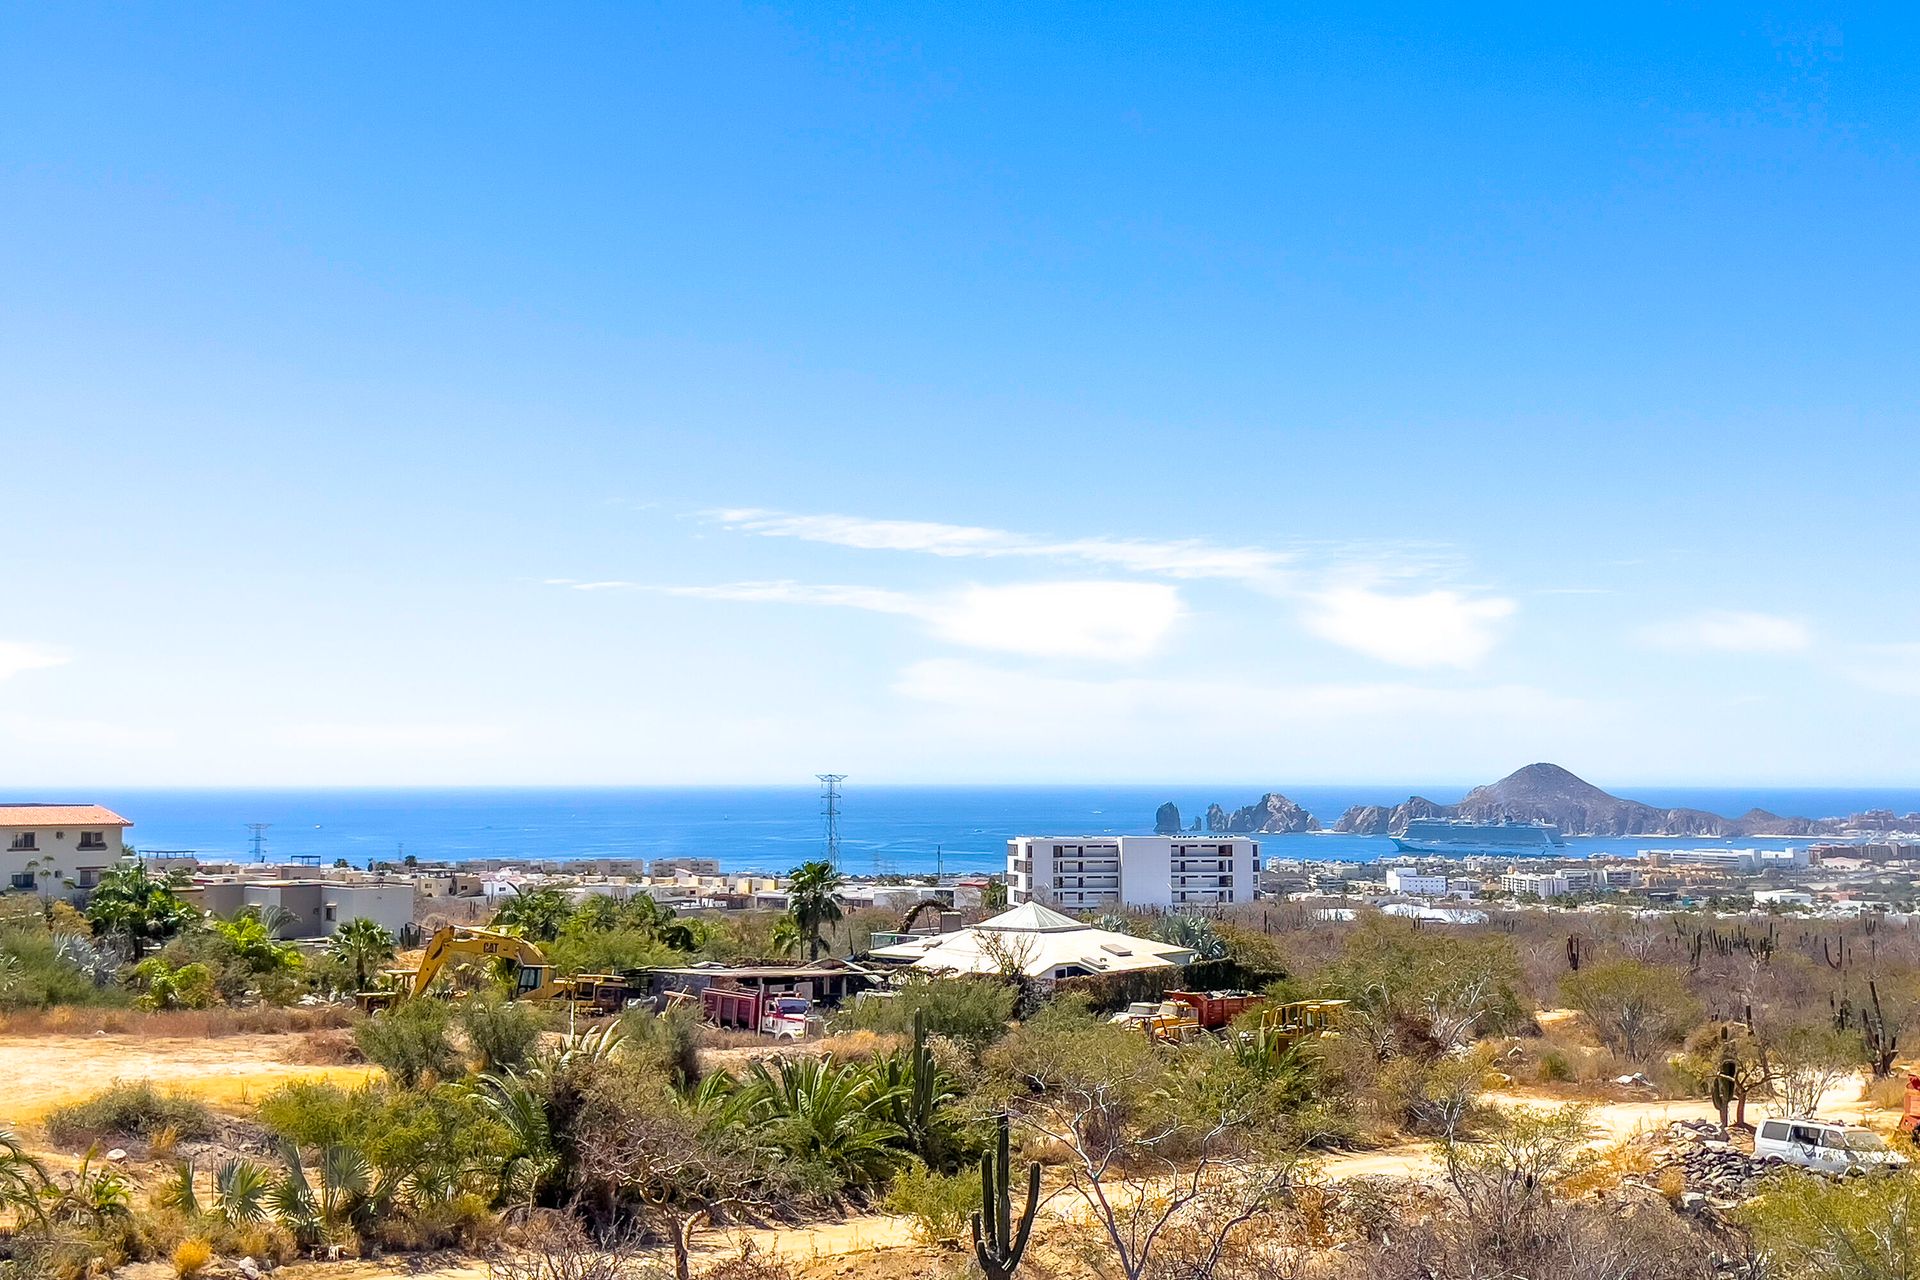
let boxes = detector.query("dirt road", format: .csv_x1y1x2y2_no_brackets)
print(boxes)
0,1032,374,1129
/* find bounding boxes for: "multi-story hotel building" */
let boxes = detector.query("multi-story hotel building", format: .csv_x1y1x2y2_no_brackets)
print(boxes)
1006,835,1259,909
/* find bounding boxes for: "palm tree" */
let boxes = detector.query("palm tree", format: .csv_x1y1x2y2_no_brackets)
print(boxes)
769,915,804,960
327,918,395,991
490,887,571,942
85,861,199,958
742,1056,905,1187
0,1128,49,1227
785,860,844,961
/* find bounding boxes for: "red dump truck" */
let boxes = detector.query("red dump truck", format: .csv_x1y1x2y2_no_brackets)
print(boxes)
1164,989,1263,1030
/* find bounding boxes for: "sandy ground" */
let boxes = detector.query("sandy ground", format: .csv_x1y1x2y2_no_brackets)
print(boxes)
0,1031,375,1130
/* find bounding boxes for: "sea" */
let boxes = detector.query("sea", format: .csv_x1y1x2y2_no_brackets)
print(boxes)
85,785,1920,877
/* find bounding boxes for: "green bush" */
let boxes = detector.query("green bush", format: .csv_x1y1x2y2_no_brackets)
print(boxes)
1537,1050,1574,1083
883,1165,978,1246
0,925,130,1009
258,1079,513,1186
836,975,1017,1048
355,997,461,1087
615,1004,703,1088
456,993,549,1074
44,1080,216,1146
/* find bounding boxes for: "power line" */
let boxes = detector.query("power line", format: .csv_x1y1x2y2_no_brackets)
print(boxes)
245,823,271,863
816,774,847,869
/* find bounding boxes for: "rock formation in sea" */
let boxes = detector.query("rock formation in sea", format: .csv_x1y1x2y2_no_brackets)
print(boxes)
1154,802,1183,835
1195,792,1321,835
1328,763,1844,839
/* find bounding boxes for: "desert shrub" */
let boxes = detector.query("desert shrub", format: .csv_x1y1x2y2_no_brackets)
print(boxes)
456,992,549,1074
127,958,219,1011
1536,1050,1574,1083
44,1081,216,1146
1559,960,1701,1063
355,996,461,1087
837,974,1018,1048
171,1239,212,1278
616,1004,703,1088
1739,1168,1920,1279
884,1165,979,1245
544,925,680,976
0,925,131,1009
258,1079,510,1182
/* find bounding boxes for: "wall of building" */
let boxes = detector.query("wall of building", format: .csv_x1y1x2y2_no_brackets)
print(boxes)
0,822,125,899
1008,836,1257,908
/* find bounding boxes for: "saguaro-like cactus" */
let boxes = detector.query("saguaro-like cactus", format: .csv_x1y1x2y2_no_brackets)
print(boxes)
973,1113,1040,1280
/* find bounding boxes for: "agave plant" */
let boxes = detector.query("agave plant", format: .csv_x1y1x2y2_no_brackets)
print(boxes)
53,932,120,987
1152,912,1227,960
742,1056,906,1187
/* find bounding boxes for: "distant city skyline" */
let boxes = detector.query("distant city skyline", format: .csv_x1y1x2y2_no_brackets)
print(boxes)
3,7,1916,785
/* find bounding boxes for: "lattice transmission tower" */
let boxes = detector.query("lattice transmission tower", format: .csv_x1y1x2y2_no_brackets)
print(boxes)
816,774,847,869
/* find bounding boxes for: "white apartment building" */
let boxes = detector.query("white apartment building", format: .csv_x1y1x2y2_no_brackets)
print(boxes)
1007,836,1258,909
1385,869,1451,896
0,803,131,899
1501,870,1570,898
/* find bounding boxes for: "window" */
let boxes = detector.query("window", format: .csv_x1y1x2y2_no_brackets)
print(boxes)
78,832,106,851
9,873,34,891
7,833,34,852
1759,1122,1788,1142
323,905,337,922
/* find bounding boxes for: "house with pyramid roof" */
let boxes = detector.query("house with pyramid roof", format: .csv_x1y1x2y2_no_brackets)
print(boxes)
866,901,1198,982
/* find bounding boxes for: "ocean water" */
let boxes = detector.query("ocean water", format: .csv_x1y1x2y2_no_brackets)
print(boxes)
87,785,1920,876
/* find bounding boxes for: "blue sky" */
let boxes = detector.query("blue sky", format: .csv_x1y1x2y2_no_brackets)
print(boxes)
3,4,1916,786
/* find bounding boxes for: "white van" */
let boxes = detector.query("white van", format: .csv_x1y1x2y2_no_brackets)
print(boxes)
1754,1118,1909,1171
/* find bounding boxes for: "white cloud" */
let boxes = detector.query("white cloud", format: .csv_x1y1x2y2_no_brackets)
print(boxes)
1301,588,1516,669
272,722,509,750
1839,643,1920,696
0,641,71,681
710,508,1296,586
652,578,1182,661
1639,611,1814,654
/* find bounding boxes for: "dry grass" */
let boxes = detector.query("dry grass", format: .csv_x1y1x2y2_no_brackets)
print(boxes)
287,1027,365,1064
1558,1138,1656,1197
0,1004,357,1039
1654,1166,1687,1204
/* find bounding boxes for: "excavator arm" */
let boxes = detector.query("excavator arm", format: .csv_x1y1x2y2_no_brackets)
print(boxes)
404,925,555,998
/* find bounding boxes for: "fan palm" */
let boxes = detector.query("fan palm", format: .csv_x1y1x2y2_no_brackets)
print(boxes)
0,1128,49,1226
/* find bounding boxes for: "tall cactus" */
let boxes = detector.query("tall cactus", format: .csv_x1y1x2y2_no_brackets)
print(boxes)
973,1113,1040,1280
906,1009,940,1164
1709,1026,1735,1128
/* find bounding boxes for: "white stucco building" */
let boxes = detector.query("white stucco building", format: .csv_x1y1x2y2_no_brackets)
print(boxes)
1007,835,1259,909
1385,869,1450,896
868,901,1198,981
0,803,131,899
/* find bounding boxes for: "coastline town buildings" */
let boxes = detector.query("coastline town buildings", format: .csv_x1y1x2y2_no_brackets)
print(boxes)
1007,835,1259,909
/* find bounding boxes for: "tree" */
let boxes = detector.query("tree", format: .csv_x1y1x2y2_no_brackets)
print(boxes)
328,918,396,991
492,888,572,943
1769,1020,1857,1117
1560,958,1702,1062
1681,1022,1770,1129
785,860,843,961
85,862,199,958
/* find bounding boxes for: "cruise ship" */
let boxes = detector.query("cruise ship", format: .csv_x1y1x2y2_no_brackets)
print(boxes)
1392,817,1567,855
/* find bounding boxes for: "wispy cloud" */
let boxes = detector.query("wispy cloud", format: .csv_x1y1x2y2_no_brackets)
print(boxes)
709,509,1298,585
0,641,71,682
1638,611,1814,654
564,578,1186,662
702,508,1516,669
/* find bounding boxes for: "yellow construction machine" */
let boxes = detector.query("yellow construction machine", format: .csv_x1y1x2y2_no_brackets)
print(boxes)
358,925,634,1013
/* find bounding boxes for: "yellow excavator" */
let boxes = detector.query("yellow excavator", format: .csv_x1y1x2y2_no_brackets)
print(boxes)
358,925,630,1012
